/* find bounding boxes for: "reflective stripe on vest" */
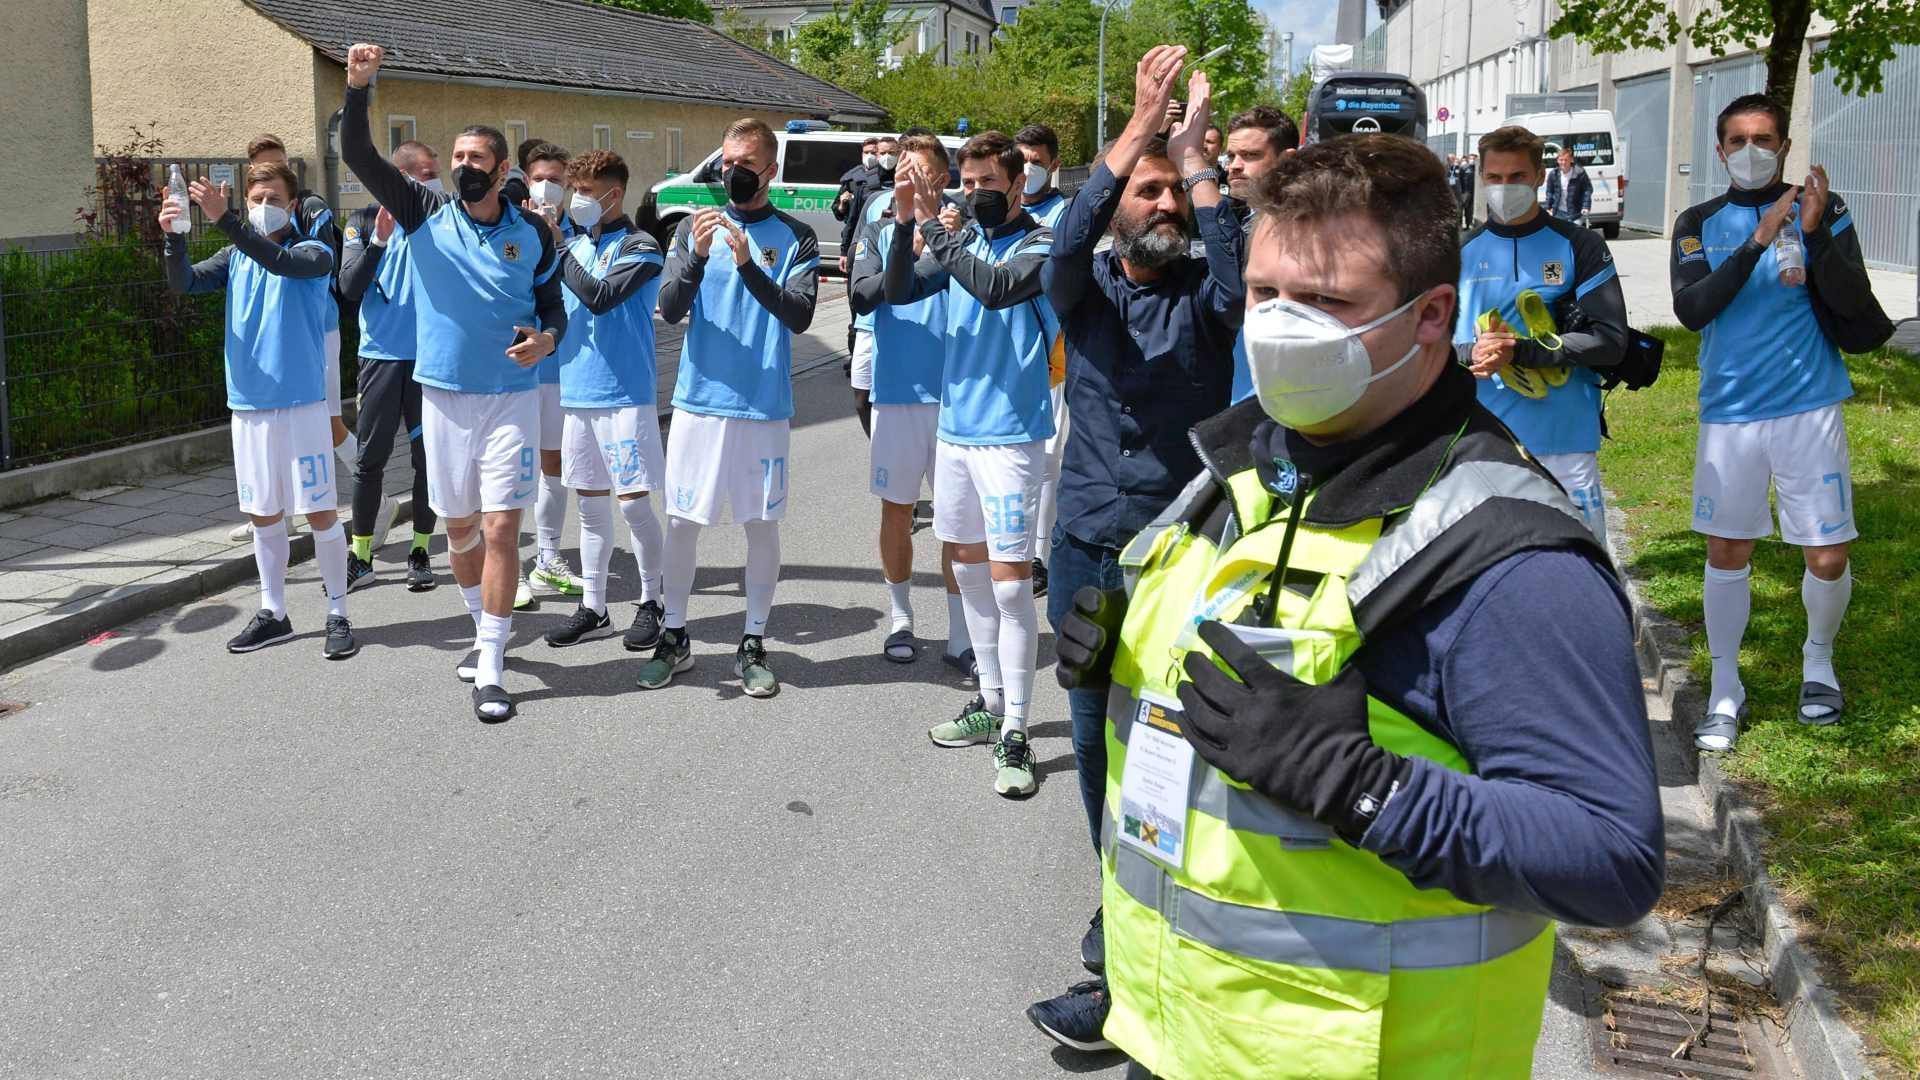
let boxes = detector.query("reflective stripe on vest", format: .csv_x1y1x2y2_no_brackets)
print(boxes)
1104,811,1549,974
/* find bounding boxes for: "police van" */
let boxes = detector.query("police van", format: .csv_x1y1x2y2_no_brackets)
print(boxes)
641,122,965,262
1503,108,1625,238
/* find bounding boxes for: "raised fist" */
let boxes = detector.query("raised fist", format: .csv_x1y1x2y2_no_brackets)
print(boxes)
346,43,384,89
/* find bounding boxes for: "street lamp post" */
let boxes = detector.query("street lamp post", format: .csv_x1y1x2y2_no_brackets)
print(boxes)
1095,0,1124,151
1282,31,1294,84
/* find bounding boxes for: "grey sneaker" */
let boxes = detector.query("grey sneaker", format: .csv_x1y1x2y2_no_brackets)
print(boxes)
994,729,1037,798
635,627,693,689
530,551,582,595
736,635,779,698
929,694,998,747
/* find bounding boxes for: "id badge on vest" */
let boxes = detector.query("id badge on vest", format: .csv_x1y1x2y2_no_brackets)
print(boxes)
1118,699,1195,870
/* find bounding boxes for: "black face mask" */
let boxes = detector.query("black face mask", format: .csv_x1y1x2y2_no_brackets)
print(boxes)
724,164,763,205
969,188,1010,230
453,164,496,204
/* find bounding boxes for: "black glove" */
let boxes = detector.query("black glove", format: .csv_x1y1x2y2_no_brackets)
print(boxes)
1056,586,1126,691
1176,620,1412,844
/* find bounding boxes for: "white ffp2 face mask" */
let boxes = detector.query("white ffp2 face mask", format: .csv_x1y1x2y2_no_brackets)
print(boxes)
1484,183,1537,224
1723,143,1781,190
878,152,898,171
863,152,878,170
529,179,566,208
568,191,609,229
1242,294,1425,430
420,176,445,195
1023,161,1051,195
248,202,291,236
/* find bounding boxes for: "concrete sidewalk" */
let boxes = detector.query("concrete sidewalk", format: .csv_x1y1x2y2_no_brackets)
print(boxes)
0,284,854,670
1609,234,1918,327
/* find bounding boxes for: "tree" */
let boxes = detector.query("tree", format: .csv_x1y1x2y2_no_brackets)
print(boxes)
588,0,714,24
1278,70,1311,129
791,0,900,93
1550,0,1920,117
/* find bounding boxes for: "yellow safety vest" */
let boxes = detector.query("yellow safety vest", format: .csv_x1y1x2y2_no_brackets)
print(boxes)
1102,453,1581,1079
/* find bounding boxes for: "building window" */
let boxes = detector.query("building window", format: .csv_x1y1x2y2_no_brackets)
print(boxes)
964,29,980,54
769,27,786,45
593,124,613,151
506,120,529,152
386,115,416,154
1000,5,1018,23
667,128,684,173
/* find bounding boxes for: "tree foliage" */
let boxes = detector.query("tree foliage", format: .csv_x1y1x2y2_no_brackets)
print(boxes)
791,0,900,88
1550,0,1920,116
588,0,714,24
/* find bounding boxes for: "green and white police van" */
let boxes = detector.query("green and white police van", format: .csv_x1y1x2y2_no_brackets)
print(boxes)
641,122,965,263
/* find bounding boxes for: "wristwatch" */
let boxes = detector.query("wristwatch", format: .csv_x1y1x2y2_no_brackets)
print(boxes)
1179,167,1223,192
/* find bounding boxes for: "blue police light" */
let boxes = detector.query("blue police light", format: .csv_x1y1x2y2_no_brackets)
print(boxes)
786,120,831,133
956,117,971,134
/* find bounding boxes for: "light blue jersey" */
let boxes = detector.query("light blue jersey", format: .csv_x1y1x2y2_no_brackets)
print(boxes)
917,221,1057,445
1025,190,1069,230
859,215,945,406
661,205,821,422
404,199,562,395
350,225,418,362
223,239,334,410
555,220,666,409
852,191,893,334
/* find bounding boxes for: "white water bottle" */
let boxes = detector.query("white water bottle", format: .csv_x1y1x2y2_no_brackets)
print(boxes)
1774,222,1806,287
167,164,192,234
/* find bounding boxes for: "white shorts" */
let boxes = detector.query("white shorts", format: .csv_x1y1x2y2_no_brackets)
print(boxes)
871,403,940,505
1692,403,1856,547
850,328,874,392
663,411,791,525
562,404,664,496
1537,451,1607,544
539,382,564,452
324,329,342,416
934,438,1045,562
1043,381,1070,465
232,401,336,518
421,386,540,520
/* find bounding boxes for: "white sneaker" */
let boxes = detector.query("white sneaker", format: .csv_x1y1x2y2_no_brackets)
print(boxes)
228,521,252,542
514,575,535,610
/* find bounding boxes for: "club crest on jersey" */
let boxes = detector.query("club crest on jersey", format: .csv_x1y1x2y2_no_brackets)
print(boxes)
597,249,615,272
1542,260,1565,286
503,241,521,261
761,246,778,268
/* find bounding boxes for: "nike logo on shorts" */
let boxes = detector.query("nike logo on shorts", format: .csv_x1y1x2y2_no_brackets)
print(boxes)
511,488,534,501
1819,520,1849,535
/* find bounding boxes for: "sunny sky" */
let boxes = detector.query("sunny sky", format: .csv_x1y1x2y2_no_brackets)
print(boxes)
1254,0,1348,78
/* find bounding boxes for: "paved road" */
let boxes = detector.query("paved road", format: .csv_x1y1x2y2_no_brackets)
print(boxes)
0,322,1657,1078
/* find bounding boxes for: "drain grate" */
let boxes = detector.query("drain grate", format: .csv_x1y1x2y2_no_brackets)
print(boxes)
1591,993,1773,1077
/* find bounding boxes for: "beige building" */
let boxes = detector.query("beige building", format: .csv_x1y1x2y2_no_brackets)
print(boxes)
1,0,98,245
84,0,883,219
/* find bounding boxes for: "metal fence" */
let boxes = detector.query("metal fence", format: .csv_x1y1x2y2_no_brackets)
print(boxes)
0,157,344,472
1811,43,1920,271
1688,55,1766,211
1614,72,1671,233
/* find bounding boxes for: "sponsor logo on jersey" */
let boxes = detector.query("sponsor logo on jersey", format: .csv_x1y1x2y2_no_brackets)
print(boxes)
1679,236,1703,256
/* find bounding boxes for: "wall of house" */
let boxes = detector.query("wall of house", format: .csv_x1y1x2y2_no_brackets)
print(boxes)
335,77,793,214
2,0,96,243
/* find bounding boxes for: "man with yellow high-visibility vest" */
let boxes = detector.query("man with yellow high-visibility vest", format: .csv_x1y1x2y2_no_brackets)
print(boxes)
1052,134,1665,1078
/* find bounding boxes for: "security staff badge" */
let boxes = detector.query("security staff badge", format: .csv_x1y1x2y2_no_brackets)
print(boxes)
1542,260,1565,286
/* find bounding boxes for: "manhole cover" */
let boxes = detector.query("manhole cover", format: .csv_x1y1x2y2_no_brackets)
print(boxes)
1591,993,1780,1077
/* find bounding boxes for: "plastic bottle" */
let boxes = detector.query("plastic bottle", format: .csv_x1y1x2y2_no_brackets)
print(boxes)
166,164,192,234
1774,221,1806,287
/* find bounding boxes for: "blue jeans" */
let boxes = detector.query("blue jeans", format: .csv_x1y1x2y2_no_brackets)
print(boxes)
1047,526,1125,858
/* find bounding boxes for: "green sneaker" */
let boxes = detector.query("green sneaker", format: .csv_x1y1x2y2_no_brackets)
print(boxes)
530,551,583,595
929,694,999,747
735,635,780,697
634,627,693,689
994,729,1037,798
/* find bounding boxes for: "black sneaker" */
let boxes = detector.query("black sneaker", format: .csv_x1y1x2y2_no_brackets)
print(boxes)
1031,559,1049,598
623,599,664,651
1081,907,1104,975
227,609,294,653
405,548,436,592
635,627,693,689
1026,979,1114,1053
546,605,612,647
345,554,376,590
323,614,359,659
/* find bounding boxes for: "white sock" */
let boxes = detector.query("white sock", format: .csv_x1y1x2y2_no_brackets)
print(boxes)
476,611,511,689
535,472,567,559
1035,476,1058,559
335,431,358,469
662,515,702,630
252,519,289,618
993,576,1039,737
1802,565,1852,703
577,495,613,615
461,583,484,632
620,495,664,603
1703,562,1751,717
743,519,781,638
887,578,913,634
945,590,971,656
953,561,1003,708
313,522,349,618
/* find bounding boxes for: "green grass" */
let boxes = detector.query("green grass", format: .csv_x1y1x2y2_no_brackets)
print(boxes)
1597,327,1920,1071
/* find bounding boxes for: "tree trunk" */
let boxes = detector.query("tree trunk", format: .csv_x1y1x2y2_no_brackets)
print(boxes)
1765,0,1813,115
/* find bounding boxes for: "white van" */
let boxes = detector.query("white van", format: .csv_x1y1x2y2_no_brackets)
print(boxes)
1502,108,1625,238
642,124,965,261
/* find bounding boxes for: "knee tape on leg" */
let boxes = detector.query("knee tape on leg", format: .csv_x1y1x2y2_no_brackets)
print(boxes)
448,527,482,554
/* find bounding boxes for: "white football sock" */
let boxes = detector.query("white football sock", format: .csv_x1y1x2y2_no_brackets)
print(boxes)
993,576,1039,738
662,515,702,630
954,560,1003,709
252,519,289,618
620,495,664,603
335,431,358,470
1802,565,1852,711
577,495,612,615
945,590,971,657
887,578,913,634
461,583,484,633
535,472,567,559
743,519,781,638
1703,562,1751,717
313,522,349,618
476,611,511,689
